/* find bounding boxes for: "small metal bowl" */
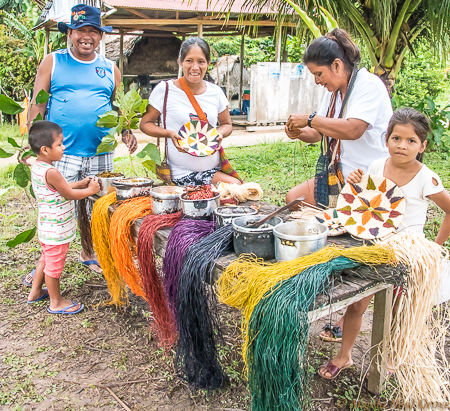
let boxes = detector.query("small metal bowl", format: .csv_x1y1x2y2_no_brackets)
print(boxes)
112,177,154,201
150,186,184,215
96,172,124,197
214,206,258,228
180,191,221,220
273,221,328,261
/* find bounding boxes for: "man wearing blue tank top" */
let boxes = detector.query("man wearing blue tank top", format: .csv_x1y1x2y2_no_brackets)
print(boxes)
26,4,137,279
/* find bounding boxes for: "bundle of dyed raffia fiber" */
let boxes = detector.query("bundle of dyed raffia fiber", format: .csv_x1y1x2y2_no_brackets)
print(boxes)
162,219,215,314
137,212,181,346
91,192,127,306
216,182,263,203
217,245,396,370
176,224,234,389
110,197,152,301
77,197,94,257
248,257,363,411
375,231,450,408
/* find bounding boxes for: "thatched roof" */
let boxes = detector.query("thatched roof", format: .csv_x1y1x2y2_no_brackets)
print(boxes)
105,34,141,63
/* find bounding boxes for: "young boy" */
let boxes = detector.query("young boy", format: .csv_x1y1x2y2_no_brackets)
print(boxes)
27,121,100,314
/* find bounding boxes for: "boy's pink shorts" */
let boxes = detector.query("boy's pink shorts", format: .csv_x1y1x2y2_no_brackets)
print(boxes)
39,243,70,279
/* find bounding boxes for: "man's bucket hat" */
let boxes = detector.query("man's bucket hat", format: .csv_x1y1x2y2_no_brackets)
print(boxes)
58,4,112,34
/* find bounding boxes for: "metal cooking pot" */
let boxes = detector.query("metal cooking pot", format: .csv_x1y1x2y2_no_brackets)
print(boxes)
214,206,258,228
232,215,283,260
274,221,328,262
150,186,184,215
112,177,154,201
97,173,124,197
180,191,220,220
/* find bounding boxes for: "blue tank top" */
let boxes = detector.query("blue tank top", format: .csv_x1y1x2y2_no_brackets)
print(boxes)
47,48,115,157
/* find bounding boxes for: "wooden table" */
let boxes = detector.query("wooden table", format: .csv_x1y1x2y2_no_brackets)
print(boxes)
94,197,399,394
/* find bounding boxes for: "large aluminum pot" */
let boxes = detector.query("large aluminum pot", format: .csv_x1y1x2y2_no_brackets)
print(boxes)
112,177,154,201
214,206,258,228
150,186,184,215
180,191,220,220
97,172,124,197
274,221,328,262
233,215,283,260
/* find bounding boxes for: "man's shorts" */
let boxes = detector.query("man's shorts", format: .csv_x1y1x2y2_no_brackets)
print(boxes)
39,243,70,279
54,152,114,183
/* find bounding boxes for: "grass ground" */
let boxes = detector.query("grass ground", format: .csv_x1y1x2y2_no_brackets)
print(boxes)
0,138,449,410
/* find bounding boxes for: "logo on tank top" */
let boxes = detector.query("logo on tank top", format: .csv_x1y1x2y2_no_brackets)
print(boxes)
189,113,208,121
96,67,106,78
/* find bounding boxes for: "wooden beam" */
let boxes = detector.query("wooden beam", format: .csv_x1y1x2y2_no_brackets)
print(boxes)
128,8,149,19
44,28,49,58
119,32,124,75
275,23,282,62
239,32,245,113
368,285,393,395
104,18,297,28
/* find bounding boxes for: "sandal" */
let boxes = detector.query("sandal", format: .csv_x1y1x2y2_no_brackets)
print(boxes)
318,361,353,380
319,323,342,342
23,268,36,287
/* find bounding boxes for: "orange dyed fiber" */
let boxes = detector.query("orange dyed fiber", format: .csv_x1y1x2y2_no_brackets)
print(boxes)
91,192,127,306
109,197,153,300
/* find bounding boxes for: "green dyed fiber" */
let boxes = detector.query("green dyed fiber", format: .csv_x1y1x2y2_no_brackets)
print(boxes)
247,257,361,411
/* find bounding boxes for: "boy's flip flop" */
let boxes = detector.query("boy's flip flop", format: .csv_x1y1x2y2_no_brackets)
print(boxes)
78,259,102,273
23,268,36,287
47,302,85,315
27,288,49,304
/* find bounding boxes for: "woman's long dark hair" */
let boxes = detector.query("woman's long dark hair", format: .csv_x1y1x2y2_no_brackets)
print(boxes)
303,28,361,72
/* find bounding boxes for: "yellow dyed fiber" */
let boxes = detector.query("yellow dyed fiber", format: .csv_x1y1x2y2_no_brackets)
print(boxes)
217,244,396,366
91,192,128,306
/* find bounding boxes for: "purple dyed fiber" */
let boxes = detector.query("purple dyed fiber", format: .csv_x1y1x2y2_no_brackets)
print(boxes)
163,219,215,314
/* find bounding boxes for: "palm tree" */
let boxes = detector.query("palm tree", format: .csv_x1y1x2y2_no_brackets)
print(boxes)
233,0,450,91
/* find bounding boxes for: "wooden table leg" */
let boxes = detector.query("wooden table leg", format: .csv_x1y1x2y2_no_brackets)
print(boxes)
368,285,393,394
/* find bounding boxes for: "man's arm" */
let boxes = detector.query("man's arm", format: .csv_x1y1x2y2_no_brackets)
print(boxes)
28,54,53,126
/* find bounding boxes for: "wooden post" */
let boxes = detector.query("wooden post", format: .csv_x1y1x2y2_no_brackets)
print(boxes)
226,56,230,101
119,31,124,75
198,23,203,38
238,32,245,113
275,24,282,63
368,286,393,395
44,28,50,58
100,35,106,56
178,35,186,79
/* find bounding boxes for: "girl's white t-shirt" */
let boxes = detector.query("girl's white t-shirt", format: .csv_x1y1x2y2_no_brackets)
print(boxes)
317,68,392,180
368,157,445,233
149,80,229,179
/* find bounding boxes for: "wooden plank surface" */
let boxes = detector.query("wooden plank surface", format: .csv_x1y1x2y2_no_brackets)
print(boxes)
89,196,400,312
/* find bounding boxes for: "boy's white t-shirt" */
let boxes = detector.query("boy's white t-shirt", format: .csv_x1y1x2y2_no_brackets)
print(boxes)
149,80,229,179
317,68,392,180
368,157,445,233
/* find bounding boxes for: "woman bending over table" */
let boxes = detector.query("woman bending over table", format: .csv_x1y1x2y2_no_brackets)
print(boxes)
140,37,240,186
285,29,392,206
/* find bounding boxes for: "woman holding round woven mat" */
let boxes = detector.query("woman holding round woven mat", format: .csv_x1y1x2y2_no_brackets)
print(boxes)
140,37,241,186
285,29,392,208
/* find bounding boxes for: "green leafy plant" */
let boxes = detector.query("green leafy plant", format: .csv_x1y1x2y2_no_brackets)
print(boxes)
392,95,450,155
0,89,49,247
96,83,161,176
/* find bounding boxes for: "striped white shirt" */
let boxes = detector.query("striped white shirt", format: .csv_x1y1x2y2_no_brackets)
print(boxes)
31,161,76,245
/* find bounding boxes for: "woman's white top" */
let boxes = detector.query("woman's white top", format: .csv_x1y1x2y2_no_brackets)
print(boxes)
317,68,392,180
149,80,229,179
368,157,445,233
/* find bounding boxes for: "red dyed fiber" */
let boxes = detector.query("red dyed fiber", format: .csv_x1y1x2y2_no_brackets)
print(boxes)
137,212,182,347
186,185,214,200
